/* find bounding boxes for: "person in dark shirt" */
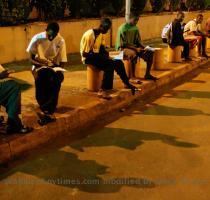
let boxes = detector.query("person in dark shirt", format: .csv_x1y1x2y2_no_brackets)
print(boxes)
170,11,190,60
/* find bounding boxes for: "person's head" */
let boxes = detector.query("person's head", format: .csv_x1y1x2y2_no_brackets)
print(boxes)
99,18,112,34
46,22,60,41
128,13,139,26
176,11,185,22
196,14,203,24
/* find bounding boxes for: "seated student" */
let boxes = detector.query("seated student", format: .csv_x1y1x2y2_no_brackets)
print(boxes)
170,12,190,60
27,22,67,125
115,13,157,81
80,17,137,99
184,14,208,58
0,65,33,134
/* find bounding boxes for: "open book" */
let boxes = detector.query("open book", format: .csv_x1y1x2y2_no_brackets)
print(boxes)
109,51,124,60
144,46,156,52
0,65,15,74
32,65,66,72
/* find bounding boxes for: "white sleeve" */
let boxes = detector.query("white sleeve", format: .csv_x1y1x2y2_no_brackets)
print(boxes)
26,35,38,55
60,40,67,62
197,24,202,32
190,21,198,32
58,39,67,63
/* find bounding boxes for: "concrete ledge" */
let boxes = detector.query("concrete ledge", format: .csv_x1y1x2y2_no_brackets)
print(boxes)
0,58,209,164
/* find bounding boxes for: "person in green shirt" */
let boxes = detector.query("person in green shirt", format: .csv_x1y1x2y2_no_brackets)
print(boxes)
116,13,157,81
0,65,33,134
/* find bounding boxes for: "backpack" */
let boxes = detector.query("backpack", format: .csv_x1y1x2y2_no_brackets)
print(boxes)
161,22,173,44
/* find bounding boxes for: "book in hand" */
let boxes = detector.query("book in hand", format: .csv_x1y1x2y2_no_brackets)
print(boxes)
109,51,124,60
144,46,155,52
0,65,15,73
113,51,124,60
32,65,66,73
52,67,66,72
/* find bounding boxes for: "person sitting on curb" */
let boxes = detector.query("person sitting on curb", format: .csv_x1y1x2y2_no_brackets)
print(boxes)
0,64,33,134
205,17,210,37
80,17,137,100
170,11,191,61
115,13,157,82
27,22,67,126
184,14,208,58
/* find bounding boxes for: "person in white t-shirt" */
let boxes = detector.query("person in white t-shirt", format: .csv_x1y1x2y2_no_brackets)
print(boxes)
184,14,208,58
27,22,67,125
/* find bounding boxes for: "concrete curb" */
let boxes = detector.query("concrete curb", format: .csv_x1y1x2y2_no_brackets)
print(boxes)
0,59,209,164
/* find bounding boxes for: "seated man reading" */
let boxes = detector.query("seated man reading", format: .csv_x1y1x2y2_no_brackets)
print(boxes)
27,22,67,125
0,64,32,134
116,13,157,81
80,17,137,100
184,14,208,58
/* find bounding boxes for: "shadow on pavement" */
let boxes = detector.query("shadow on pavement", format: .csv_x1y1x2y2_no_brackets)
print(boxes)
163,90,210,100
70,127,199,152
0,150,155,193
142,103,209,116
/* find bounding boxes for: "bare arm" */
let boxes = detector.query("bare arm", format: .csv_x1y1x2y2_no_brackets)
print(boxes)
29,54,49,68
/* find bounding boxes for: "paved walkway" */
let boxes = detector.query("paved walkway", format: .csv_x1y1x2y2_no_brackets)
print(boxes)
0,42,209,163
1,59,210,200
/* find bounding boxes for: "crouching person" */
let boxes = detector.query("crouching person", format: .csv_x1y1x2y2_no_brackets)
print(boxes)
26,22,67,125
80,17,137,100
0,65,33,134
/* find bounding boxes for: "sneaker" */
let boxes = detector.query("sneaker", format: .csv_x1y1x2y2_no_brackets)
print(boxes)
37,112,56,126
97,90,112,100
6,125,33,134
184,57,192,61
125,84,139,95
130,79,143,84
144,74,158,81
201,53,209,59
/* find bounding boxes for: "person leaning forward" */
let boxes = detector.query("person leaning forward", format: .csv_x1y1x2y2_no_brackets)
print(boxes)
80,17,137,100
115,13,157,81
26,22,67,126
0,64,33,134
184,14,208,58
170,11,190,61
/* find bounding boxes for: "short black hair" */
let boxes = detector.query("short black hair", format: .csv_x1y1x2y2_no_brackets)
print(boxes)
46,22,60,33
130,12,140,20
100,18,112,28
177,11,184,17
197,14,203,18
